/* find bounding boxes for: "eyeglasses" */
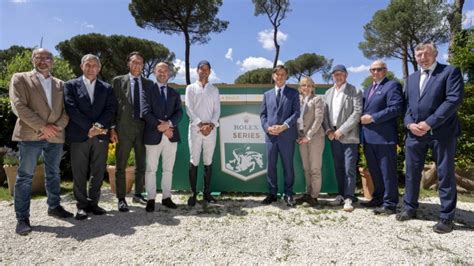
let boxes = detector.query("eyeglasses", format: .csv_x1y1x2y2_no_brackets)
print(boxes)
370,67,386,73
34,57,52,62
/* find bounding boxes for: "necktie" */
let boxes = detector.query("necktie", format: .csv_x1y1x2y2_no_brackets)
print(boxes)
419,69,430,95
160,86,167,106
133,78,140,120
276,88,281,106
367,83,377,100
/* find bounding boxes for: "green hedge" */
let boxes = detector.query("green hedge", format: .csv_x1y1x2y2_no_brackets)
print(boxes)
0,96,16,149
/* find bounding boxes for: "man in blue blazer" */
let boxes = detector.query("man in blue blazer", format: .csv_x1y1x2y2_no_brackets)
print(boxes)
64,54,117,220
141,62,183,212
260,65,300,207
360,60,403,215
398,42,464,234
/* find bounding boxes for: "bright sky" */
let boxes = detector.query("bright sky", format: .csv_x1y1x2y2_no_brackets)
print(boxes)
1,0,473,88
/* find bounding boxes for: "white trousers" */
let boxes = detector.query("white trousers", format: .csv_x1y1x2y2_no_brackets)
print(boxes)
188,125,217,166
145,136,177,200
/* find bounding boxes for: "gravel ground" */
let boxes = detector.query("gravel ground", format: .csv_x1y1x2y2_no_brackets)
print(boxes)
0,190,473,264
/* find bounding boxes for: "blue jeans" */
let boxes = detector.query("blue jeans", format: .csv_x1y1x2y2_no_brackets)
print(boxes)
15,141,63,220
330,140,358,200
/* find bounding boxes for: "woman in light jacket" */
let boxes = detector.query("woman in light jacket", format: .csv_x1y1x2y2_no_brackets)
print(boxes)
295,76,325,207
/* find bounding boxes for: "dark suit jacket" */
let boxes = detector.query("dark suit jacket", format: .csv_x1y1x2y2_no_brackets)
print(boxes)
404,63,464,139
64,77,117,143
362,78,403,144
142,83,183,144
260,85,300,143
111,74,154,139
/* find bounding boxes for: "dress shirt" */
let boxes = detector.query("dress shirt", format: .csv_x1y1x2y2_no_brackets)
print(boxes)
419,62,437,93
129,73,142,103
185,81,221,127
35,71,52,109
157,82,168,99
331,82,347,126
82,76,96,103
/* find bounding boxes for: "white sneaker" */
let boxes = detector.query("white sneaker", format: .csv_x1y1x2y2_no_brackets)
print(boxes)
343,198,354,212
329,195,344,206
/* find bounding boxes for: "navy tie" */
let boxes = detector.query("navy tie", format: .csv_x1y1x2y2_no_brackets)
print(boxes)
133,78,140,120
160,86,167,106
276,88,281,106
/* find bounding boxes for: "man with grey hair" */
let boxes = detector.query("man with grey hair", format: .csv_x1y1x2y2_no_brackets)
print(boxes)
323,64,362,212
360,60,403,215
64,54,117,220
398,42,464,233
9,48,73,235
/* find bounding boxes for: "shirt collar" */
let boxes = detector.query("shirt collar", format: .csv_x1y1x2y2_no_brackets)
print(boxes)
129,73,141,81
333,82,347,91
82,76,96,85
422,62,437,73
34,70,51,81
274,84,285,91
196,80,210,88
157,82,167,88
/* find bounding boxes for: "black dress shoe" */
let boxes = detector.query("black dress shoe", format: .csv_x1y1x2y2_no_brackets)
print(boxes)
395,210,416,221
284,195,296,207
373,206,396,216
16,219,32,235
89,205,106,215
204,193,217,203
187,195,197,207
360,199,383,208
433,219,454,234
295,194,310,205
48,205,74,218
75,209,88,220
162,198,177,209
118,199,129,212
133,194,147,205
261,194,278,205
145,200,155,212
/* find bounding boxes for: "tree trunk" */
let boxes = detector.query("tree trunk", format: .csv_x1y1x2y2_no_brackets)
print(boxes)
421,163,474,192
184,31,191,85
273,26,280,69
448,0,465,62
402,44,409,80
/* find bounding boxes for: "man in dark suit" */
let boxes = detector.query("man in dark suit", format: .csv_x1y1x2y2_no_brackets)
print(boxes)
260,65,300,207
360,60,403,215
142,62,183,212
110,52,153,212
398,42,464,234
64,54,117,220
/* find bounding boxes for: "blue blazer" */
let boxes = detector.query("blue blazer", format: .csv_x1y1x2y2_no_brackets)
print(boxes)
404,63,464,139
361,78,403,144
260,86,300,143
142,83,183,145
64,77,117,143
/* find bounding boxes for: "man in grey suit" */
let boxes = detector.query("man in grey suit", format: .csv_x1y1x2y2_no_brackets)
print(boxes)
323,65,362,212
110,52,153,212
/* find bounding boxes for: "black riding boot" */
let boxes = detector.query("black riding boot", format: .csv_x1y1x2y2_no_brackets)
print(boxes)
203,164,217,203
187,163,198,207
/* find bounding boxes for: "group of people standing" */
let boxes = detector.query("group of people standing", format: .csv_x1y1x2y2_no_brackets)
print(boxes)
9,40,463,236
9,49,220,235
261,41,464,235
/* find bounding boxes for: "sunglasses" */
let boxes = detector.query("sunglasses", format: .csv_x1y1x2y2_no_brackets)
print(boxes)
370,67,386,73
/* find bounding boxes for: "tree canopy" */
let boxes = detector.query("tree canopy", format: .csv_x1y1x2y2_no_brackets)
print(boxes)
284,53,332,82
253,0,290,69
235,68,273,84
359,0,449,78
56,33,175,83
449,28,474,83
129,0,228,84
